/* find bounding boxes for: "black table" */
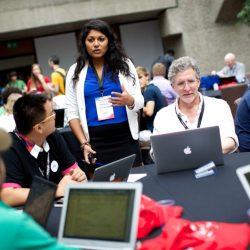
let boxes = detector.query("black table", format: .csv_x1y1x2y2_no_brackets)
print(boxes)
46,152,250,237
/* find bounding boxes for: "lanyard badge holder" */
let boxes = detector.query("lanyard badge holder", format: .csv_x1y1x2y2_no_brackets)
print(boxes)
193,161,217,179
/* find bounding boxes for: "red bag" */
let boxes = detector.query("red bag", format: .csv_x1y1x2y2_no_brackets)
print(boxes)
137,217,250,250
137,195,183,239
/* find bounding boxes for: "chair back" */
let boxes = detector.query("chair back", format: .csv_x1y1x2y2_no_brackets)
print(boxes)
221,84,248,118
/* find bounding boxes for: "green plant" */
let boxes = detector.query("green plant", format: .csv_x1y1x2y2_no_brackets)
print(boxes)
237,0,250,25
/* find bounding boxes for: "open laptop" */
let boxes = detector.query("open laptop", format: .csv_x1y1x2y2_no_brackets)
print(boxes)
151,126,224,174
54,109,65,128
58,182,142,250
92,154,136,182
219,76,237,85
23,175,57,227
236,164,250,200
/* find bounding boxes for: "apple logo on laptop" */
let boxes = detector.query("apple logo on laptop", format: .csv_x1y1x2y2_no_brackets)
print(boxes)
109,172,116,182
183,146,192,155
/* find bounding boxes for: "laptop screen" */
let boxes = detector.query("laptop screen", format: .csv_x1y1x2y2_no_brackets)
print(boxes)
58,182,142,249
23,175,57,227
236,164,250,200
63,189,134,241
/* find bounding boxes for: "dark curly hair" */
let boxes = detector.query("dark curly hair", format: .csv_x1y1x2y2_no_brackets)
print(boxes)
72,19,135,84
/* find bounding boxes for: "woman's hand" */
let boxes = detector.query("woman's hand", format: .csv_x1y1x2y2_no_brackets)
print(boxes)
83,144,96,165
110,85,134,107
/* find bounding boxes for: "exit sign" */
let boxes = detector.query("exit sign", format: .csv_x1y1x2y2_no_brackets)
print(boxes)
6,41,18,49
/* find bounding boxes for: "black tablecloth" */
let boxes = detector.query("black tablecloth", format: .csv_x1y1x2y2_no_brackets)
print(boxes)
46,152,250,237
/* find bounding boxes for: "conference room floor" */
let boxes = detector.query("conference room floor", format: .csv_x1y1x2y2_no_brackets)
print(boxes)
46,152,250,238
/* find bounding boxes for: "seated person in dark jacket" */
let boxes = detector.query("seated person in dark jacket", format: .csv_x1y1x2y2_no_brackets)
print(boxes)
136,66,165,132
0,129,78,250
1,94,87,207
235,89,250,152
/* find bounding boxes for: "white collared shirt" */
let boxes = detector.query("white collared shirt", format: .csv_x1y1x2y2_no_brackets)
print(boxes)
153,94,238,152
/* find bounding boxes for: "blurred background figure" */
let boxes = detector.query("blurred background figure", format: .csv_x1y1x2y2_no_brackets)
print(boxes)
48,55,66,96
6,71,27,93
136,66,165,132
150,62,177,105
151,49,175,79
212,53,246,83
27,64,53,95
0,87,22,132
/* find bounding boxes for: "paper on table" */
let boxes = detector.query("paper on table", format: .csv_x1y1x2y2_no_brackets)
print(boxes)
127,173,147,182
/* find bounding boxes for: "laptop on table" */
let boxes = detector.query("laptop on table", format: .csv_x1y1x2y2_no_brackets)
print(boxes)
92,154,136,182
58,182,142,250
236,165,250,200
151,126,224,174
23,175,57,227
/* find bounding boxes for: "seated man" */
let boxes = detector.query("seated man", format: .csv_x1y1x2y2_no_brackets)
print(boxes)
1,94,87,207
152,56,238,156
6,71,27,93
150,62,177,105
212,53,246,83
136,66,165,132
235,90,250,152
0,129,78,249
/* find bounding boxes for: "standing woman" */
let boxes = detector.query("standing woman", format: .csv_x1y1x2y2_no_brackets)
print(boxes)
27,64,53,94
65,19,144,169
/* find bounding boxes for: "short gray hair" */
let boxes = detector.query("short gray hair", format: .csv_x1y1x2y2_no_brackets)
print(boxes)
168,56,200,84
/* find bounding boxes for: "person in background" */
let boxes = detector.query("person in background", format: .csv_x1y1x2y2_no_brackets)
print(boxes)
1,94,87,207
65,19,144,170
48,55,66,96
27,64,53,94
152,56,238,158
235,90,250,152
136,66,165,132
0,87,22,132
6,71,27,93
151,49,175,79
150,62,177,105
212,53,246,83
0,129,79,249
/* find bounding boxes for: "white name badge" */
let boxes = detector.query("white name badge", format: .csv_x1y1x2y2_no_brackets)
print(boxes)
95,95,115,121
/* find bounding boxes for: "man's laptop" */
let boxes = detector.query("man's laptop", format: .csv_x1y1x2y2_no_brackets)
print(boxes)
23,175,57,227
236,164,250,200
58,182,142,250
151,126,224,174
92,154,136,182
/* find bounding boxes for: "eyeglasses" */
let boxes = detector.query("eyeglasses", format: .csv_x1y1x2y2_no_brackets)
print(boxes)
33,111,56,128
175,79,198,89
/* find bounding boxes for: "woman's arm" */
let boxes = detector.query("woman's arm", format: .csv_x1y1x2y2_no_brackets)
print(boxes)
69,118,96,164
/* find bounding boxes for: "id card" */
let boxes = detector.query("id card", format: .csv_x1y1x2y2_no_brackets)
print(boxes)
95,95,115,121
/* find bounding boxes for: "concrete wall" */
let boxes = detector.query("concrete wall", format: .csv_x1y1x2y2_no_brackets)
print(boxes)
120,20,164,71
0,0,176,39
0,0,249,76
34,32,78,76
159,0,250,74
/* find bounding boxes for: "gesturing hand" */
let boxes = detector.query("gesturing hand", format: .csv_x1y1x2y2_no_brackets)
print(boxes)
110,85,134,107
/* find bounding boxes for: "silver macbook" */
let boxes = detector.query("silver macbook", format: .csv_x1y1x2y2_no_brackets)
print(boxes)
236,164,250,200
151,126,224,174
58,182,142,250
92,154,136,182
